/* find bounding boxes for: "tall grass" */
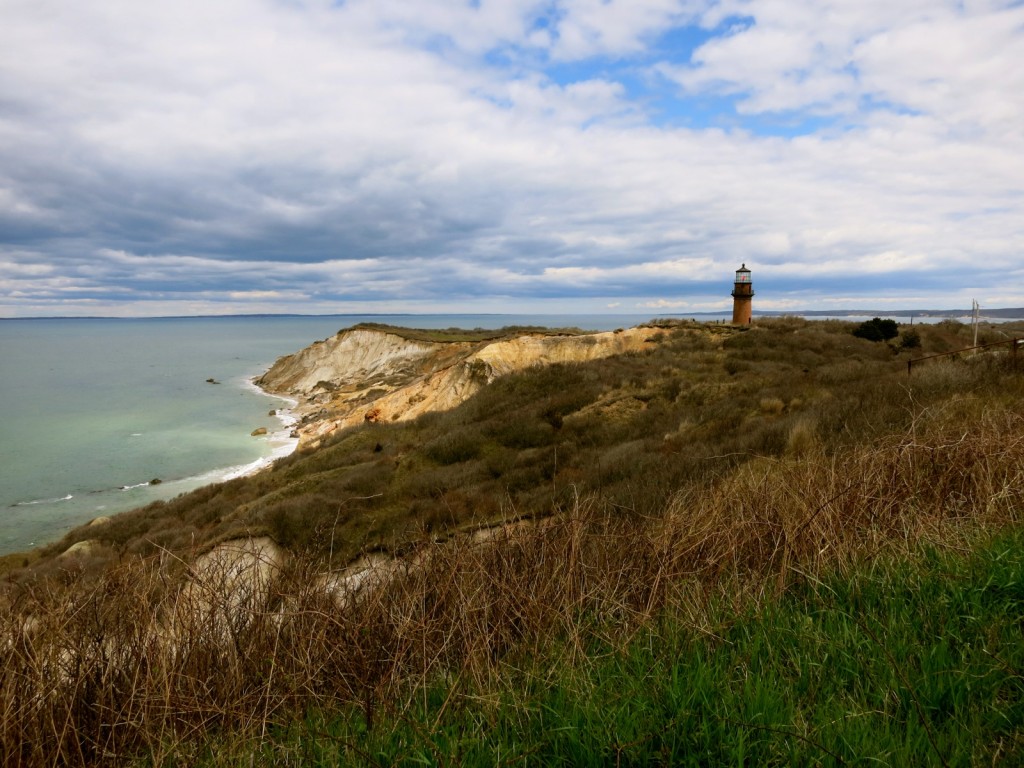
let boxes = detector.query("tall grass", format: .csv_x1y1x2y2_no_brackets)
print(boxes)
265,526,1024,766
2,399,1022,765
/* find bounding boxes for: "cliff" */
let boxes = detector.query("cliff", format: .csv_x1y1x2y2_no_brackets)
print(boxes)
257,325,657,449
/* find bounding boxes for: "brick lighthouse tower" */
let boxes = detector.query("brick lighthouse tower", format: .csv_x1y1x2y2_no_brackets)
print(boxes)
731,263,753,324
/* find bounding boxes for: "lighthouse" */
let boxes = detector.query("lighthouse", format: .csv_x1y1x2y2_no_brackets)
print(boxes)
731,264,753,325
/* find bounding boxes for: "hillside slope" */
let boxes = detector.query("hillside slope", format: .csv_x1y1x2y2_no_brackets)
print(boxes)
19,316,1020,575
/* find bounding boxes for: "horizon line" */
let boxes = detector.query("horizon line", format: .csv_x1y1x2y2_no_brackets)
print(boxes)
3,308,1024,321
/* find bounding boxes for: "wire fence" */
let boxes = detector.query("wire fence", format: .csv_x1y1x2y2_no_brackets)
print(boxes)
907,337,1022,375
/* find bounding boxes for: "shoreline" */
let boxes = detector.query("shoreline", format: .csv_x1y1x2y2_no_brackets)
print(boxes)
225,377,301,481
1,370,303,556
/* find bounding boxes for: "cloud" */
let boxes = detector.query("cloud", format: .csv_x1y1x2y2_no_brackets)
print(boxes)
1,0,1022,316
640,299,691,308
667,0,1024,132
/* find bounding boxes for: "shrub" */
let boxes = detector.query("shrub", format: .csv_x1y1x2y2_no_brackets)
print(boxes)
900,328,922,349
785,418,819,457
424,429,484,465
852,317,899,341
488,417,556,450
723,359,749,376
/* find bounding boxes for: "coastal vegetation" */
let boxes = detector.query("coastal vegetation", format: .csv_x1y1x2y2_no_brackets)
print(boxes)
1,317,1023,765
851,316,899,342
331,322,589,344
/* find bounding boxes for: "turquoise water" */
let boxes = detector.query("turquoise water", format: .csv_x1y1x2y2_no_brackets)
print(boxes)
0,314,658,553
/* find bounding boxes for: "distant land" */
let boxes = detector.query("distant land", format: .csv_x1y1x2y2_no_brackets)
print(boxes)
770,307,1024,319
3,308,1024,321
754,308,1024,319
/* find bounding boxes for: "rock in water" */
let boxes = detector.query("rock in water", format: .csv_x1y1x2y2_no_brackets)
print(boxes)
251,427,268,436
206,377,220,384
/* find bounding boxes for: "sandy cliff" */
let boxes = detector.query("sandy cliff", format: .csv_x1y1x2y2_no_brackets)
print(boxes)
257,325,656,449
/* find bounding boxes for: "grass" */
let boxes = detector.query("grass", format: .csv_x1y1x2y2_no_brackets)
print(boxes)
0,317,1022,765
345,323,590,344
233,526,1024,766
1,397,1022,765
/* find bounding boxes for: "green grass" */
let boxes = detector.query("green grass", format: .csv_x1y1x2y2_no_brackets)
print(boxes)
220,527,1024,767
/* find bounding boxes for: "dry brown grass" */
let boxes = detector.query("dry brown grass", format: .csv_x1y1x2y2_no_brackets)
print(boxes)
667,405,1024,597
1,397,1023,765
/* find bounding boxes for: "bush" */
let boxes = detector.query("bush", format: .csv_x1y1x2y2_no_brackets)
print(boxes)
899,328,922,349
488,417,556,450
852,317,899,342
424,429,484,465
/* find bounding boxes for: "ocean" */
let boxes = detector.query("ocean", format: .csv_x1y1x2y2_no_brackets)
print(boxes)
0,314,661,554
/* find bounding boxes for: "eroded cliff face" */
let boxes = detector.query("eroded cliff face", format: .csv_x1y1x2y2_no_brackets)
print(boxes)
258,326,656,449
257,328,473,398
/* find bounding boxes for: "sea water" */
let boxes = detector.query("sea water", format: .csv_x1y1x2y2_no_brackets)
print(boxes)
0,314,659,554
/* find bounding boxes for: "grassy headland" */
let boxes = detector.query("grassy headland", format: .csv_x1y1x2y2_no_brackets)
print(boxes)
338,321,589,343
1,317,1022,765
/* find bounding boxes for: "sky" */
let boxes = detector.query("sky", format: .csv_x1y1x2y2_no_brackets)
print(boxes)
1,0,1022,317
